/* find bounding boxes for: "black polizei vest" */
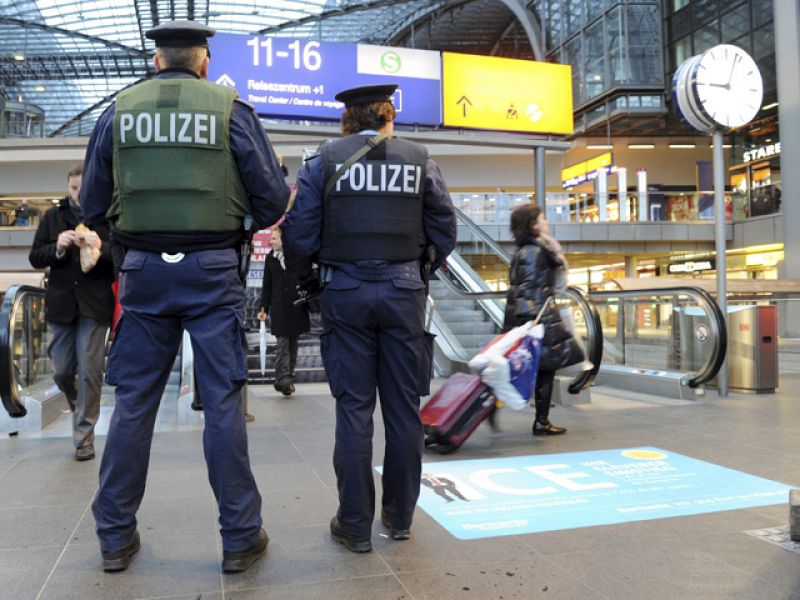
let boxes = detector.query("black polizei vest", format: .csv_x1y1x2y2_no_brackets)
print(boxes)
319,134,427,263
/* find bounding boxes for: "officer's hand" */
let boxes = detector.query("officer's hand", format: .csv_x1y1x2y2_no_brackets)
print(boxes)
57,230,77,252
258,308,267,321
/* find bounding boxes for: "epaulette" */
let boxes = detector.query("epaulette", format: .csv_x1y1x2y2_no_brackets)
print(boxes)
234,97,256,111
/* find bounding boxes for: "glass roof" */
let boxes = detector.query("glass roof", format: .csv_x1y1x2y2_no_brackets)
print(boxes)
1,0,529,136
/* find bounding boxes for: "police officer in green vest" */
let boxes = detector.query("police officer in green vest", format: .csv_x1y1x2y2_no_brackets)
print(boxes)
81,20,289,573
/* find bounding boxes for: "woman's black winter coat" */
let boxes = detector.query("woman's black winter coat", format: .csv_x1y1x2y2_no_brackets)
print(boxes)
502,235,584,372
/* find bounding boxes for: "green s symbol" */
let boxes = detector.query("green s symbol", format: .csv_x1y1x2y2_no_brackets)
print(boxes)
381,51,402,74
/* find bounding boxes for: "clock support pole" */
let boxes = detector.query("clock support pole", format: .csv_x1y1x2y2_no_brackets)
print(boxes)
712,129,728,397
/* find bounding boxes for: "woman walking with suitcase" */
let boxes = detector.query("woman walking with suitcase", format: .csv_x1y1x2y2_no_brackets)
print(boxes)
503,204,585,436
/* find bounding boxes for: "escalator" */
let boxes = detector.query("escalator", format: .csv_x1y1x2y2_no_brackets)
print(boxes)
435,208,727,401
1,284,192,432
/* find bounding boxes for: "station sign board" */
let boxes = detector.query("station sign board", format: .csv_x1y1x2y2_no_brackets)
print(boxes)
441,52,573,135
208,33,442,126
561,152,615,188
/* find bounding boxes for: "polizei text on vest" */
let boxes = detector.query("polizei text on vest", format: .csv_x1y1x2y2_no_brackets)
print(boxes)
118,112,219,145
334,163,422,194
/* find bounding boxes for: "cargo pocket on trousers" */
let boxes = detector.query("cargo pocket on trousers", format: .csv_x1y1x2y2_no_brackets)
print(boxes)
231,319,248,385
104,315,124,386
319,327,344,398
418,331,436,396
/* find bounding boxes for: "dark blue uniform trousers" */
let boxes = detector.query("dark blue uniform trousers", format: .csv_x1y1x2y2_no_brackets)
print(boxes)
92,249,262,553
320,267,429,539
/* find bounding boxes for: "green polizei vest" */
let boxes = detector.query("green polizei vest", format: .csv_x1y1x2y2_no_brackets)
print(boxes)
109,77,249,233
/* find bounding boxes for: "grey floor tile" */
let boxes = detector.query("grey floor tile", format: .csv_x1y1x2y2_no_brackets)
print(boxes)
250,462,332,494
39,534,222,600
261,484,338,529
0,504,88,549
688,530,800,597
398,558,609,600
555,538,798,600
517,520,672,556
141,467,216,501
222,523,391,590
225,576,409,600
0,545,64,599
0,457,98,508
73,495,217,545
374,512,536,574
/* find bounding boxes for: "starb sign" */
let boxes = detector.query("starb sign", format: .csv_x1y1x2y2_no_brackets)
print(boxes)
743,142,781,164
208,33,442,126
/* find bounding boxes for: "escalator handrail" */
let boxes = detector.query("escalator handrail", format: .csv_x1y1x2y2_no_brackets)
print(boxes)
0,284,46,417
564,285,604,393
589,286,727,388
454,207,512,264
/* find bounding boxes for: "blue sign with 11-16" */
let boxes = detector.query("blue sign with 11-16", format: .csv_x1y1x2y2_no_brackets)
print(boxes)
388,447,792,540
208,33,442,126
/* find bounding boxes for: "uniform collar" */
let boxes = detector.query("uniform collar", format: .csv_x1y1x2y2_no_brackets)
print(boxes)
155,67,201,79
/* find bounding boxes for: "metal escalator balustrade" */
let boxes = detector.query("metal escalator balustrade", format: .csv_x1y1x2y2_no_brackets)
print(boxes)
587,286,726,398
0,284,52,418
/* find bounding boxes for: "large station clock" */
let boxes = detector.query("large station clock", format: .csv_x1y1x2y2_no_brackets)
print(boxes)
673,44,763,132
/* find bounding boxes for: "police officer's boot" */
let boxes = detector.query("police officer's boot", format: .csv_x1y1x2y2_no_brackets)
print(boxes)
532,378,566,436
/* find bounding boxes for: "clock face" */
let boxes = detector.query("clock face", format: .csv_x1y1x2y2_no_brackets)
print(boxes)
692,44,763,129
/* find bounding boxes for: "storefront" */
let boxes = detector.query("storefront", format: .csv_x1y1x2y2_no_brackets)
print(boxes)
730,142,782,220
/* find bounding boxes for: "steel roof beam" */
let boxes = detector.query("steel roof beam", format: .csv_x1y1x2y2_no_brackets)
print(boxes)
49,78,145,137
0,17,149,57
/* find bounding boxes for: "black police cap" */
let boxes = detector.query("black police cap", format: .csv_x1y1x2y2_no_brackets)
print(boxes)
145,20,215,48
335,84,398,108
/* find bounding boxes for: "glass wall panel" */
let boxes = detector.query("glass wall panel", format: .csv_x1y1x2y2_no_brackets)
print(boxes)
585,19,606,100
752,0,773,28
547,0,564,49
668,7,693,40
670,0,690,14
565,0,584,37
721,4,750,42
608,6,625,84
587,0,611,22
566,36,584,104
626,4,664,85
693,20,720,54
753,22,775,60
692,0,719,27
669,36,692,72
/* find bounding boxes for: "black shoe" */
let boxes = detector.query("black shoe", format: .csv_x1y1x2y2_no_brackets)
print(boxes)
75,445,95,461
281,383,295,396
330,517,372,553
532,420,567,436
102,531,140,572
381,510,410,541
222,528,269,573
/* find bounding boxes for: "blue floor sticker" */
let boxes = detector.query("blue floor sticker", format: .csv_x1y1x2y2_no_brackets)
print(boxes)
402,448,793,540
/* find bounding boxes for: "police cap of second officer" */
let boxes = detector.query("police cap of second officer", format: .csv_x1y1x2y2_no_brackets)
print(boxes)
145,20,215,53
335,84,398,107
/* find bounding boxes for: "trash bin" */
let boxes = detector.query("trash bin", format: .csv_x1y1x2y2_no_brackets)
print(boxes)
671,306,713,372
725,305,778,393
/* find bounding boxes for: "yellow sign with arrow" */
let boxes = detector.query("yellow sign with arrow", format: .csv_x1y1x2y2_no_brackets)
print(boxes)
442,52,574,135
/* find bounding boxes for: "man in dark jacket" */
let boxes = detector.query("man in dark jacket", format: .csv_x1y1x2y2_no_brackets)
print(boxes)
29,164,115,461
259,225,309,396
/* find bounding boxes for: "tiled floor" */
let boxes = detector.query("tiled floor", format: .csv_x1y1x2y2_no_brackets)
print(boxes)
3,377,800,600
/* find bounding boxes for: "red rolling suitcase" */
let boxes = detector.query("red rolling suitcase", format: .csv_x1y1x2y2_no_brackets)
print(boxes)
421,371,496,453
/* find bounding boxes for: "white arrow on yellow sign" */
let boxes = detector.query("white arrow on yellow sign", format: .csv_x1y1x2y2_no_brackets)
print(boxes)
442,52,574,135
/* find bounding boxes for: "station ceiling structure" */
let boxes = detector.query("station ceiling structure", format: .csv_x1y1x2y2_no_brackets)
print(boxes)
0,0,538,137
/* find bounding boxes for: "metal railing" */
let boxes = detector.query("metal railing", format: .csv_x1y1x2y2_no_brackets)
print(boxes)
588,286,726,388
0,285,47,417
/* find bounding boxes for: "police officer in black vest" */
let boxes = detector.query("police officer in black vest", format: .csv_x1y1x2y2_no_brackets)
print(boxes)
282,84,456,552
81,21,289,573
